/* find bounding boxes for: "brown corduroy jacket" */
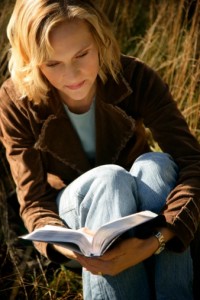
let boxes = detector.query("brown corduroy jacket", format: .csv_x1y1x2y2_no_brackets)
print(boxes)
0,55,200,262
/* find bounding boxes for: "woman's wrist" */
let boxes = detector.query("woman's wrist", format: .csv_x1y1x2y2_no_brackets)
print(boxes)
158,227,175,242
152,227,175,254
140,227,176,258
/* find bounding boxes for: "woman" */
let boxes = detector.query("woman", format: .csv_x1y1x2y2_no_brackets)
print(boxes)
0,0,200,299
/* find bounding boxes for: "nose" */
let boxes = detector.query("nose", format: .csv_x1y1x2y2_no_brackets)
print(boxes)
62,63,80,81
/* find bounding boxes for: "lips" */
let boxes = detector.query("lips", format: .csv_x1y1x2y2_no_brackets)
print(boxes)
65,80,85,90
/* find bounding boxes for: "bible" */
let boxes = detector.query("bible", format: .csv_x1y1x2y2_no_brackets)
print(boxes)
20,210,161,257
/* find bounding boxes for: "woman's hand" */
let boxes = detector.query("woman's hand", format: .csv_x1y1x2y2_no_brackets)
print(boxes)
77,236,157,276
77,227,175,276
51,227,95,262
52,243,80,260
52,227,175,276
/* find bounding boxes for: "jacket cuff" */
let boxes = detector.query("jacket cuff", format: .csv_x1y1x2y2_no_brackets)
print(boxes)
34,241,70,264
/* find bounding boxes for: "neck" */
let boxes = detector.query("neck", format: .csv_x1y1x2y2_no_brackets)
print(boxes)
67,101,94,114
58,85,96,114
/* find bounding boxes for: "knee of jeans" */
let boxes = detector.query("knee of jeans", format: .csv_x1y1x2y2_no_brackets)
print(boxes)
135,152,177,171
94,164,129,183
87,164,136,193
132,152,178,182
97,165,137,198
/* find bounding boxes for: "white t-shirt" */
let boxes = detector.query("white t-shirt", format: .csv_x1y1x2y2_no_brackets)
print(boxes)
64,100,96,161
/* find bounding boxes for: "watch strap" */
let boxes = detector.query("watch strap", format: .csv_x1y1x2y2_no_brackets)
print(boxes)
154,231,165,255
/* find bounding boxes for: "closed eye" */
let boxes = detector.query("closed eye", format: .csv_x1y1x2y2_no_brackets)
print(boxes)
76,51,88,59
44,49,89,67
46,62,60,67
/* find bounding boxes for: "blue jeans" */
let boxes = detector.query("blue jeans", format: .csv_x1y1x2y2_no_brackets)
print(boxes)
56,152,193,300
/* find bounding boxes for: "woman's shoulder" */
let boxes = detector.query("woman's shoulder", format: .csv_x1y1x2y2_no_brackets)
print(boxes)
120,54,166,90
0,77,24,108
0,78,63,121
120,54,157,77
0,78,50,111
0,78,46,122
121,54,146,69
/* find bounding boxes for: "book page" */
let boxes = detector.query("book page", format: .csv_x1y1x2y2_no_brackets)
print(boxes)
91,211,157,256
21,225,93,256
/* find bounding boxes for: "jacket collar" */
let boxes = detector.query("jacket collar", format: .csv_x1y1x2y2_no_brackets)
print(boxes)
96,72,133,105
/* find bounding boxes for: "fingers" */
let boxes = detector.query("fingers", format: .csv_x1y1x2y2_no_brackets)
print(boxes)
78,255,119,276
80,227,95,236
52,244,80,260
52,242,122,276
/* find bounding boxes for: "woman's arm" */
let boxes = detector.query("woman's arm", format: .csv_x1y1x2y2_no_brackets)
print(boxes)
0,80,66,258
123,58,200,251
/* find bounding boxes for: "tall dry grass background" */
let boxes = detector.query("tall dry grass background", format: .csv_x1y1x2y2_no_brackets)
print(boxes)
0,0,199,299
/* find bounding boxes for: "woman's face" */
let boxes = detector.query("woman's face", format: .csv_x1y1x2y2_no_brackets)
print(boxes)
39,19,100,112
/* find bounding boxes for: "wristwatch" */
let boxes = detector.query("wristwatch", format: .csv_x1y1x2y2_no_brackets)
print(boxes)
154,231,165,255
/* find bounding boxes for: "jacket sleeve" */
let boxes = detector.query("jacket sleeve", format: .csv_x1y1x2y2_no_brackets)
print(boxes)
127,59,200,251
0,82,67,261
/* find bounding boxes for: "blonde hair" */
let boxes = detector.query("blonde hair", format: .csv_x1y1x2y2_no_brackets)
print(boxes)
7,0,121,103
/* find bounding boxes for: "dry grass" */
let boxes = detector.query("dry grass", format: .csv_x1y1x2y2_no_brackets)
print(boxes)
0,0,200,299
128,0,200,139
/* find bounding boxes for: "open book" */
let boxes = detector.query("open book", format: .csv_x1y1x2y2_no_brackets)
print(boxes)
20,210,161,257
